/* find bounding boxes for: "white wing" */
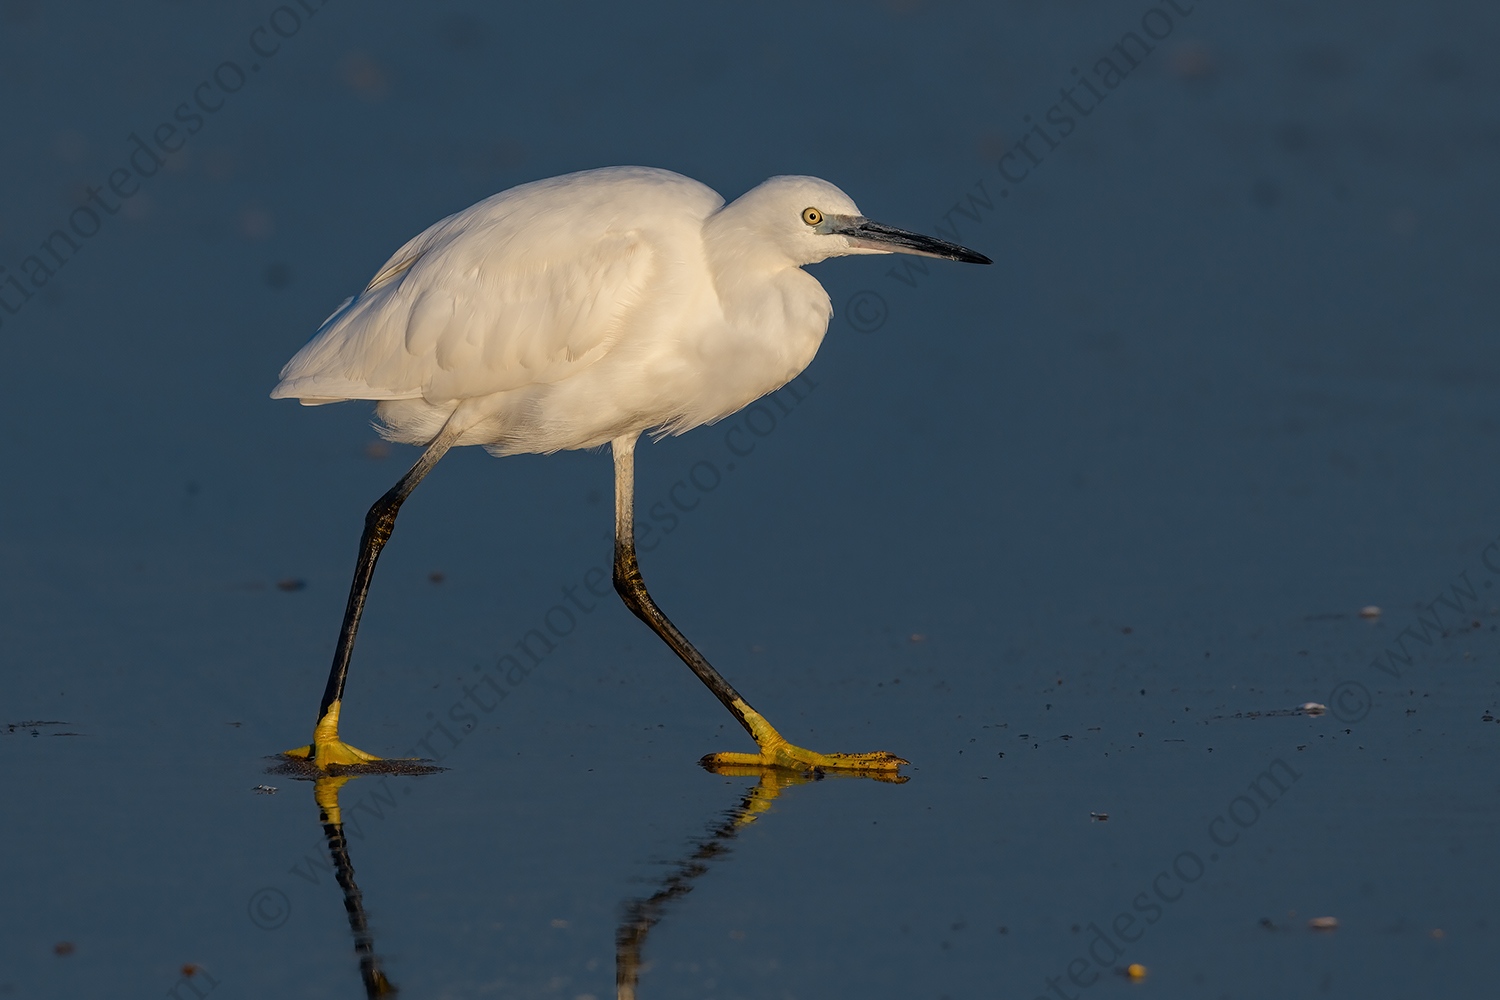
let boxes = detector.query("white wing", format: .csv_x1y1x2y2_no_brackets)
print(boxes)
271,168,716,405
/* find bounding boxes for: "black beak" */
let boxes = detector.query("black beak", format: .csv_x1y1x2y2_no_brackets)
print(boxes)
833,217,992,264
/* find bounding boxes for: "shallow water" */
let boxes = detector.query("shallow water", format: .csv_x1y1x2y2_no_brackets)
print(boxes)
3,2,1498,998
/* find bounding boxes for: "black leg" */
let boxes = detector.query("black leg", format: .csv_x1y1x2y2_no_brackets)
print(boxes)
286,421,461,766
317,431,455,721
609,434,756,737
608,434,908,775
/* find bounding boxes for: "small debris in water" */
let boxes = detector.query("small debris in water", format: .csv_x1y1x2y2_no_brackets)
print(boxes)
428,570,446,584
54,942,75,956
252,784,278,795
1125,963,1148,980
6,720,80,738
1359,605,1382,619
1212,704,1334,721
1090,812,1109,822
1308,916,1339,931
275,578,306,592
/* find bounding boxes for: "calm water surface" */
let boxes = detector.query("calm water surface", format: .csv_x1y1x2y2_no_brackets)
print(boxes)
3,2,1497,997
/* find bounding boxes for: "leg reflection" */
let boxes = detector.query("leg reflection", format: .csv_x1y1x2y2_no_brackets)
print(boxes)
312,776,401,998
616,764,903,999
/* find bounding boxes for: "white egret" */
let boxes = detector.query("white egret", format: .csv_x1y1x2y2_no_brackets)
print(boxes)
273,166,989,773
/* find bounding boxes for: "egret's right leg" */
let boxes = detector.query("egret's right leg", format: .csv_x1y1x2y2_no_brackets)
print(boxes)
284,422,462,769
608,435,907,775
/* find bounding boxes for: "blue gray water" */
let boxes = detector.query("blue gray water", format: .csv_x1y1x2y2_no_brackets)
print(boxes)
3,2,1497,997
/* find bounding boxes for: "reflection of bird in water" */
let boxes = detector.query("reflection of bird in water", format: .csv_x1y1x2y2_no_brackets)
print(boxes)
309,776,401,998
616,763,903,999
271,166,989,774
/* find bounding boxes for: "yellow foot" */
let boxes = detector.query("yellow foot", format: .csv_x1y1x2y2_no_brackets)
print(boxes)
702,744,908,774
700,700,909,778
279,699,388,771
282,738,384,768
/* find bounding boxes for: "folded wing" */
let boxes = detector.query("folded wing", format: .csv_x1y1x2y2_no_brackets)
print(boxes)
272,198,657,406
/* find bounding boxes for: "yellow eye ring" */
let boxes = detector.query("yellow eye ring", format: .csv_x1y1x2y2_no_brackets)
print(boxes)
801,207,823,227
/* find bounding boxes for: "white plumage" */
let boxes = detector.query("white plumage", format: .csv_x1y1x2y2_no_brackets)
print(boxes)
273,166,878,455
272,165,989,774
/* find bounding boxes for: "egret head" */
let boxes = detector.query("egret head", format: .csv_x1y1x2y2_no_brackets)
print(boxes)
719,175,992,268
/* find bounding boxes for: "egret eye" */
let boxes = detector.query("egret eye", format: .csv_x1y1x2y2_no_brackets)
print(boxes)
801,207,823,227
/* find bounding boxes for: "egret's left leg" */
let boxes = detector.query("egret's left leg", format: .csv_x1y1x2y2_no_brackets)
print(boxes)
283,420,461,769
608,435,907,775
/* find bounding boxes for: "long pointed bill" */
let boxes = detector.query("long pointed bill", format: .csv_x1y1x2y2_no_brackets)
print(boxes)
833,217,992,264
